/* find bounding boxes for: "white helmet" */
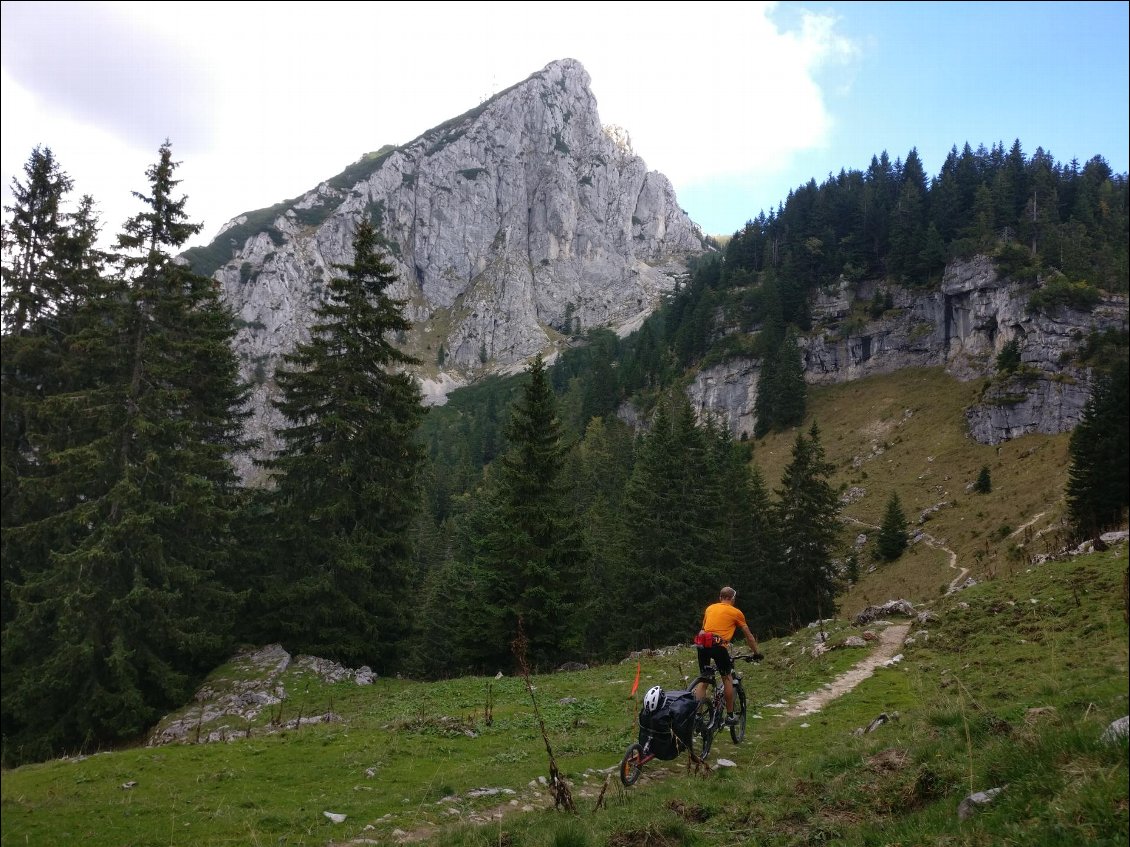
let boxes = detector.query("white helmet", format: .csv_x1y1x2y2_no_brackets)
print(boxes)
643,685,665,712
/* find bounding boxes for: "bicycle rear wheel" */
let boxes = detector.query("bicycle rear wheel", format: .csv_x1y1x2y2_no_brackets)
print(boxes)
730,684,747,743
619,742,644,787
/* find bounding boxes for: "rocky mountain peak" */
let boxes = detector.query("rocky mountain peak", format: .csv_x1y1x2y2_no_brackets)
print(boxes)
189,59,709,477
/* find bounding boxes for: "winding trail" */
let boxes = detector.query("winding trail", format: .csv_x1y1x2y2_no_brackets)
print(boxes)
783,622,911,718
843,514,967,594
770,511,965,719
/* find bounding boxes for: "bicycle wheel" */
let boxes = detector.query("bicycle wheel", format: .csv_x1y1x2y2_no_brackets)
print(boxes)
696,717,715,760
619,742,644,787
692,696,716,759
730,684,747,743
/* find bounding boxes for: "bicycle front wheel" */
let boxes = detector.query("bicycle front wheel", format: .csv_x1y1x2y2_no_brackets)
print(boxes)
620,742,644,787
730,684,748,743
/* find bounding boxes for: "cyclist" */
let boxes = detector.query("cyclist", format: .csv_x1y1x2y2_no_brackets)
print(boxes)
696,586,760,726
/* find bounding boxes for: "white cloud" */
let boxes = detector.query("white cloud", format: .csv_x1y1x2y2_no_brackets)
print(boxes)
2,1,855,249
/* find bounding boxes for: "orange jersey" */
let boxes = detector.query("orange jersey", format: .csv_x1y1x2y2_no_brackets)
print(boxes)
701,602,748,643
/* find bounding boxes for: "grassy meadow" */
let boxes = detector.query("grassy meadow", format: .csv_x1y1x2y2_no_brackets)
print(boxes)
2,367,1126,846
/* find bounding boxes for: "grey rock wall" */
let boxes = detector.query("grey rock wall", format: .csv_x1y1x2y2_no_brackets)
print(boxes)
687,257,1128,445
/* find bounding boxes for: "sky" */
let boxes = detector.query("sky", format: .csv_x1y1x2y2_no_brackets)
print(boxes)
2,1,1128,252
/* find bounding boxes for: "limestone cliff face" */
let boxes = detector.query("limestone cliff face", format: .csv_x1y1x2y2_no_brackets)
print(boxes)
194,59,706,472
685,257,1128,445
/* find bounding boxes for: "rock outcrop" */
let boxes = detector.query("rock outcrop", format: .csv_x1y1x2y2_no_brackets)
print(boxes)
685,257,1128,444
188,59,707,476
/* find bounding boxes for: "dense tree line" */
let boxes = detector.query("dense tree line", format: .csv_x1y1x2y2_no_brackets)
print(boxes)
3,137,1125,765
2,144,250,764
1,146,425,765
723,142,1127,294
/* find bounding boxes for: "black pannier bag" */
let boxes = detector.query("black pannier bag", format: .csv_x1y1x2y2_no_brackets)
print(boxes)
637,689,697,760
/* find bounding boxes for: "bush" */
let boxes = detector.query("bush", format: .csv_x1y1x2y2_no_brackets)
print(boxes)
973,465,992,494
996,338,1021,373
1028,276,1102,313
994,241,1040,282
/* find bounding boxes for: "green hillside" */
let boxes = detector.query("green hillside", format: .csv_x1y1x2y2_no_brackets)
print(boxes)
3,368,1126,847
752,367,1074,611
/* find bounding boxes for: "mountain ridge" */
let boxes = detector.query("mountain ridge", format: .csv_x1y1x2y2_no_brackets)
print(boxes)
185,59,707,476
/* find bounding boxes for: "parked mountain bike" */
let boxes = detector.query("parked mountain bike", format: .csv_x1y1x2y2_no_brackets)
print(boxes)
690,651,761,759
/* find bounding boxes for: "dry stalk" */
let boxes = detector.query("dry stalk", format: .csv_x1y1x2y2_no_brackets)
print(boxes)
593,773,611,810
511,618,576,813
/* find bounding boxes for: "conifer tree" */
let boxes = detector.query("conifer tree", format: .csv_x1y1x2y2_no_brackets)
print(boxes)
612,391,718,652
756,321,806,437
443,355,586,671
876,491,909,561
253,215,424,669
772,326,807,429
754,277,786,437
1,146,72,332
1,141,248,765
496,354,587,667
707,426,783,636
1066,358,1130,540
973,465,992,494
566,416,635,655
774,422,840,628
2,147,76,627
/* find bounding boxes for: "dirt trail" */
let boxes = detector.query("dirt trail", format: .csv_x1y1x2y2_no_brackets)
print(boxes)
783,622,911,718
919,530,967,593
843,514,967,594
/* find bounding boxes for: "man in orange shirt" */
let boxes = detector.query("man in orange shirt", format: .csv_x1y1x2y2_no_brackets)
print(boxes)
697,586,760,725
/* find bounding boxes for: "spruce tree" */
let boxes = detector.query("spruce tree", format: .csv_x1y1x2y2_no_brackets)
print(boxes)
2,148,76,627
753,276,786,437
253,216,425,669
708,426,782,637
497,354,587,667
773,326,807,429
612,391,718,653
1,141,248,765
774,422,840,628
1,146,72,332
1066,358,1130,540
973,465,992,494
566,416,635,656
876,492,909,561
440,356,585,671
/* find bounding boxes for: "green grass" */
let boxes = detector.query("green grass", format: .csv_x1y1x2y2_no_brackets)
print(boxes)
3,546,1126,846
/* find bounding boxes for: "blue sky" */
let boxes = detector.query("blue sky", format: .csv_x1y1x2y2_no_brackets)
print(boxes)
2,1,1127,247
682,1,1130,231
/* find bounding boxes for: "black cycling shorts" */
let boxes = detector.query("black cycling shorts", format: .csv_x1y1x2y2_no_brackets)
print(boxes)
696,644,733,676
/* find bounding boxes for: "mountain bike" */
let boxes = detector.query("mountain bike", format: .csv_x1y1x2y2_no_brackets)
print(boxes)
619,651,763,786
690,651,761,759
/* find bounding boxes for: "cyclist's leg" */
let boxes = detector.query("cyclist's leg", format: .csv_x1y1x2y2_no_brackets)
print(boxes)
715,649,736,714
696,646,711,675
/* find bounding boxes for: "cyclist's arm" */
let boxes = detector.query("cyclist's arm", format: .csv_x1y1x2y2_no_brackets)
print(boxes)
740,623,759,653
